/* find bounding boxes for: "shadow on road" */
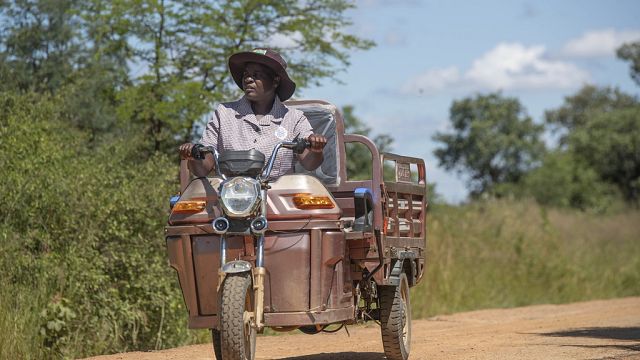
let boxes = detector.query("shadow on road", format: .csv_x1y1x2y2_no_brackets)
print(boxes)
276,352,386,360
541,327,640,341
558,344,640,352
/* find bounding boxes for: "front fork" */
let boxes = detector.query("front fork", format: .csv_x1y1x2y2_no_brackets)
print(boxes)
253,235,266,331
218,234,266,331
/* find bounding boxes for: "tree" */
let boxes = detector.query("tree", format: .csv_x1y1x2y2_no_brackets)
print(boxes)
545,85,637,145
543,83,640,205
1,0,374,152
0,0,82,93
342,105,393,180
568,105,640,203
433,92,545,196
617,41,640,86
499,151,621,211
112,0,374,152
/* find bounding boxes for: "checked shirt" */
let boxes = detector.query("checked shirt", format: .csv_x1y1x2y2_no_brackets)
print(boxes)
200,96,313,179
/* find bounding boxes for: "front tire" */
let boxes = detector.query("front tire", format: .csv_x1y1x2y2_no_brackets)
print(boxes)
220,273,256,360
211,329,222,360
379,273,411,360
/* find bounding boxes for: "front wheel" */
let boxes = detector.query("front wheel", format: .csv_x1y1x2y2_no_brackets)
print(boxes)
211,329,222,360
220,273,256,360
379,273,411,360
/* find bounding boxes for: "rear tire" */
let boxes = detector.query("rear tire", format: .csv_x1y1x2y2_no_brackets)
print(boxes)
211,329,222,360
379,273,411,360
220,273,256,360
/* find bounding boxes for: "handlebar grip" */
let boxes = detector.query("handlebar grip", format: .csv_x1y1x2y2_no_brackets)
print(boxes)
292,138,310,154
190,144,204,160
191,144,215,160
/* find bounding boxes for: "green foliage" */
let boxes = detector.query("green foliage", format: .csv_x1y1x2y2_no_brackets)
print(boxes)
0,1,375,356
0,92,206,358
498,151,622,212
411,200,640,318
617,41,640,86
342,105,393,180
1,0,374,153
543,84,640,205
568,105,640,203
433,92,545,195
545,85,637,145
0,0,81,93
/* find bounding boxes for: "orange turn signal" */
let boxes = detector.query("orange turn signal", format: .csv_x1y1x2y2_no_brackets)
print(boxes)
172,200,206,213
292,194,335,210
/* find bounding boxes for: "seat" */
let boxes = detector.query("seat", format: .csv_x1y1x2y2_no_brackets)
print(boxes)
293,105,339,186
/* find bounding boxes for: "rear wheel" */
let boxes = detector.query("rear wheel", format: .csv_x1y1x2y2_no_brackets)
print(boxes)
379,273,411,360
220,273,256,360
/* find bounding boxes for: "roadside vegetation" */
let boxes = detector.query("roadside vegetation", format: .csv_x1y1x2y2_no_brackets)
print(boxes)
1,1,639,359
413,200,640,318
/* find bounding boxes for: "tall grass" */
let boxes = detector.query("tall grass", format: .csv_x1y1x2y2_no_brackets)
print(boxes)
0,281,47,359
411,199,640,318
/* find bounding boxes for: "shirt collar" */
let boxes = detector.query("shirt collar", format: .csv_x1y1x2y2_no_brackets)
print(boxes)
239,95,285,126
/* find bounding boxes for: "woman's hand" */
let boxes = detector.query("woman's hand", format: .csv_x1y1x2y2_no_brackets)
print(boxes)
179,143,195,159
306,134,327,153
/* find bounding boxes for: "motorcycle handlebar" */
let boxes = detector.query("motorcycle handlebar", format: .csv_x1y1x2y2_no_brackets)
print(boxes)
261,138,310,180
190,144,216,160
279,138,310,155
188,138,309,180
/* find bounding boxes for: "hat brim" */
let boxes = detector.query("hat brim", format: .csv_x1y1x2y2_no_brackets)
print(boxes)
228,52,296,101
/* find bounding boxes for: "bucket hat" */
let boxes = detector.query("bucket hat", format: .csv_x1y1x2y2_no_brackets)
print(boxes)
228,48,296,101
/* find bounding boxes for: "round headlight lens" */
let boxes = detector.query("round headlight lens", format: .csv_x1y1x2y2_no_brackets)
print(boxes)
220,177,260,217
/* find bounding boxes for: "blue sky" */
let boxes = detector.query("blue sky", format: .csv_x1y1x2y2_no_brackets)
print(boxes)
299,0,640,203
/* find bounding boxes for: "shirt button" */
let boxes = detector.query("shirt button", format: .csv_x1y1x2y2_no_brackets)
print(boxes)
254,139,257,143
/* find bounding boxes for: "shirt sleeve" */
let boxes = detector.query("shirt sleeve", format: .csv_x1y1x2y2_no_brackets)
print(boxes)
200,108,221,150
293,111,314,140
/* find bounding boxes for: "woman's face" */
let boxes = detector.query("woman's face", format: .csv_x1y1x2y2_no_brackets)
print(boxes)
242,62,279,102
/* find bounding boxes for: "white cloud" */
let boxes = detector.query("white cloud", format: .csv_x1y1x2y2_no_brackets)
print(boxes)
562,28,640,58
401,42,590,94
467,43,589,90
265,31,303,49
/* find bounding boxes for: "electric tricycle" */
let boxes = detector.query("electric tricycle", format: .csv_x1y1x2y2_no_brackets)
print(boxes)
165,100,427,360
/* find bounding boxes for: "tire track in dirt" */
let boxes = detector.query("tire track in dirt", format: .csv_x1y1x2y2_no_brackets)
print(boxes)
83,297,640,360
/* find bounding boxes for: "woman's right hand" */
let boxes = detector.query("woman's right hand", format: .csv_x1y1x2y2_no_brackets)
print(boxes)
179,143,195,160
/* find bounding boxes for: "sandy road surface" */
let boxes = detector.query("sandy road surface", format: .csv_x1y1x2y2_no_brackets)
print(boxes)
84,297,640,360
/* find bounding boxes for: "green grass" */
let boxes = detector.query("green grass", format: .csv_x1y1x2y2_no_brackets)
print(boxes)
0,284,47,359
411,199,640,318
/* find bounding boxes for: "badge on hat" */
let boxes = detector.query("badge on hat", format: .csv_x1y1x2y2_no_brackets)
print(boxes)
253,49,267,55
274,125,288,140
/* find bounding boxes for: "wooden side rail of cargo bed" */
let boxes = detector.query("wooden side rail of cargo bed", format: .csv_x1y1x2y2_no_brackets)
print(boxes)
380,152,427,244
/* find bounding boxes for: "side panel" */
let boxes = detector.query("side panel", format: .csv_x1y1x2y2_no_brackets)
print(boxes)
321,231,352,309
263,233,311,312
263,229,355,327
191,235,244,316
167,235,198,316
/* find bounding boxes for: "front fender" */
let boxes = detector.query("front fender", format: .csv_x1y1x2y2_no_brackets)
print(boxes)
222,260,253,274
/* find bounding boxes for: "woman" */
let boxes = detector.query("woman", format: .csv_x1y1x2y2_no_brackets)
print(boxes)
179,48,327,177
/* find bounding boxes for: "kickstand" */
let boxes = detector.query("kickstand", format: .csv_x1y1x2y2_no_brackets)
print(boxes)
344,324,350,337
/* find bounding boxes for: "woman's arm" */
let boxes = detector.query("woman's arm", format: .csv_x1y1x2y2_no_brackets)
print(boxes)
179,143,215,177
298,134,327,171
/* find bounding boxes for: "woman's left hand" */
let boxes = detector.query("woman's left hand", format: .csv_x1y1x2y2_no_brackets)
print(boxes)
307,134,327,153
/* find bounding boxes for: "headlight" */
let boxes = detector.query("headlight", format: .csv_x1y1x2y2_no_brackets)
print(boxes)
220,177,260,217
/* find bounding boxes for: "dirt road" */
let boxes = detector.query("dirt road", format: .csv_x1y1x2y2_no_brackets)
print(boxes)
84,297,640,360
